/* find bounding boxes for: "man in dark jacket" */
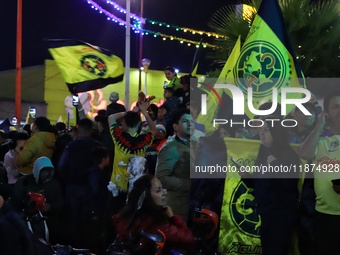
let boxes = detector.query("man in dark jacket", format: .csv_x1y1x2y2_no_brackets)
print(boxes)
9,156,64,244
94,110,114,174
58,118,104,248
106,91,126,116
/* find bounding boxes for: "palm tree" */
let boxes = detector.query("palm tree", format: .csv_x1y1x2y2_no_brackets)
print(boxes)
208,0,340,77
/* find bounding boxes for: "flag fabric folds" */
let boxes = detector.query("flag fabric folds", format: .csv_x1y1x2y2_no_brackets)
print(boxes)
219,35,241,81
218,138,262,254
48,39,124,94
232,0,305,119
196,36,241,133
218,138,303,254
191,62,199,77
0,119,11,133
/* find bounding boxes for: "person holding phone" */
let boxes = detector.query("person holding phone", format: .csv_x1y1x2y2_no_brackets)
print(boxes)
16,117,56,175
299,90,340,255
29,107,36,119
2,131,30,197
72,95,79,107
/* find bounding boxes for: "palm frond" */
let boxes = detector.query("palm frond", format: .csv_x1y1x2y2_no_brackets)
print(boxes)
207,0,340,77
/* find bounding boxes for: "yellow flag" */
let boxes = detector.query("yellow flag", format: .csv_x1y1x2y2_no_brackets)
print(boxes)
196,36,241,134
232,0,305,119
57,115,64,123
48,39,124,94
219,36,241,80
219,138,304,254
25,107,30,124
191,62,199,76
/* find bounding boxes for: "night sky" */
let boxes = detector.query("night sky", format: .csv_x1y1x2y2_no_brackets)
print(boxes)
1,0,240,74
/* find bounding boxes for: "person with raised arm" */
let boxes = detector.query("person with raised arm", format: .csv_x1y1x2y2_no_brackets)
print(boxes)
108,100,157,213
299,90,340,255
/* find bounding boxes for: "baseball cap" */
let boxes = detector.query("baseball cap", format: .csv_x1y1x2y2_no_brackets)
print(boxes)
109,92,119,102
156,124,166,133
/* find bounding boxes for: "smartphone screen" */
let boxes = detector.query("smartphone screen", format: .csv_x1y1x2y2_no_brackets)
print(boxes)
29,107,36,118
11,116,18,126
72,95,79,106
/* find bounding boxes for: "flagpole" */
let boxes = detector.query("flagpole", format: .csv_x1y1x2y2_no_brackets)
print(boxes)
124,0,131,109
138,0,144,92
15,0,23,127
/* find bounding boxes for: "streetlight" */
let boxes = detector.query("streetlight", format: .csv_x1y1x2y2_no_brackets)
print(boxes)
141,58,151,95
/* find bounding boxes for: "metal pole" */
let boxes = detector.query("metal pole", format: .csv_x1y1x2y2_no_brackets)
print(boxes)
144,72,147,95
15,0,23,127
138,0,144,92
124,0,131,109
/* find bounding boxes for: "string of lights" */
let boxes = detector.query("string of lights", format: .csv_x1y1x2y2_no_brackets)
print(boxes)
104,0,226,38
142,29,217,48
146,19,226,39
105,0,141,23
87,0,135,28
86,0,219,48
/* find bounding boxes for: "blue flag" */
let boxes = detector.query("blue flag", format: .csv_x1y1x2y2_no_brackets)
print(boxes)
0,119,11,133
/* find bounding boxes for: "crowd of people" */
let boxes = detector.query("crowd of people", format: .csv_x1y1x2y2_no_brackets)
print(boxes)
0,66,340,255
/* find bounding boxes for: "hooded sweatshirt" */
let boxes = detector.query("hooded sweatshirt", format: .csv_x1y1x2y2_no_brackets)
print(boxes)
32,156,54,184
16,132,56,175
10,157,63,216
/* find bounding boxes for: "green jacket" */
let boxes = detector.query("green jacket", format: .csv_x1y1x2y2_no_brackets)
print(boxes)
16,132,56,175
155,136,194,221
167,76,180,91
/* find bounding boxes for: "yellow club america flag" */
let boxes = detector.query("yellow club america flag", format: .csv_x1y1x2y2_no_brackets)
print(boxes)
48,39,124,94
233,0,305,119
196,36,241,133
220,35,241,80
218,138,304,254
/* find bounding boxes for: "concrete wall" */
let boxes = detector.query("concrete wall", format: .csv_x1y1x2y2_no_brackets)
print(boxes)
1,60,202,125
44,59,171,124
0,65,46,122
0,65,45,101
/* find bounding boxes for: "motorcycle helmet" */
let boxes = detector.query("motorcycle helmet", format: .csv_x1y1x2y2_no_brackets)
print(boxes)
26,191,46,215
192,208,219,240
129,229,166,255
